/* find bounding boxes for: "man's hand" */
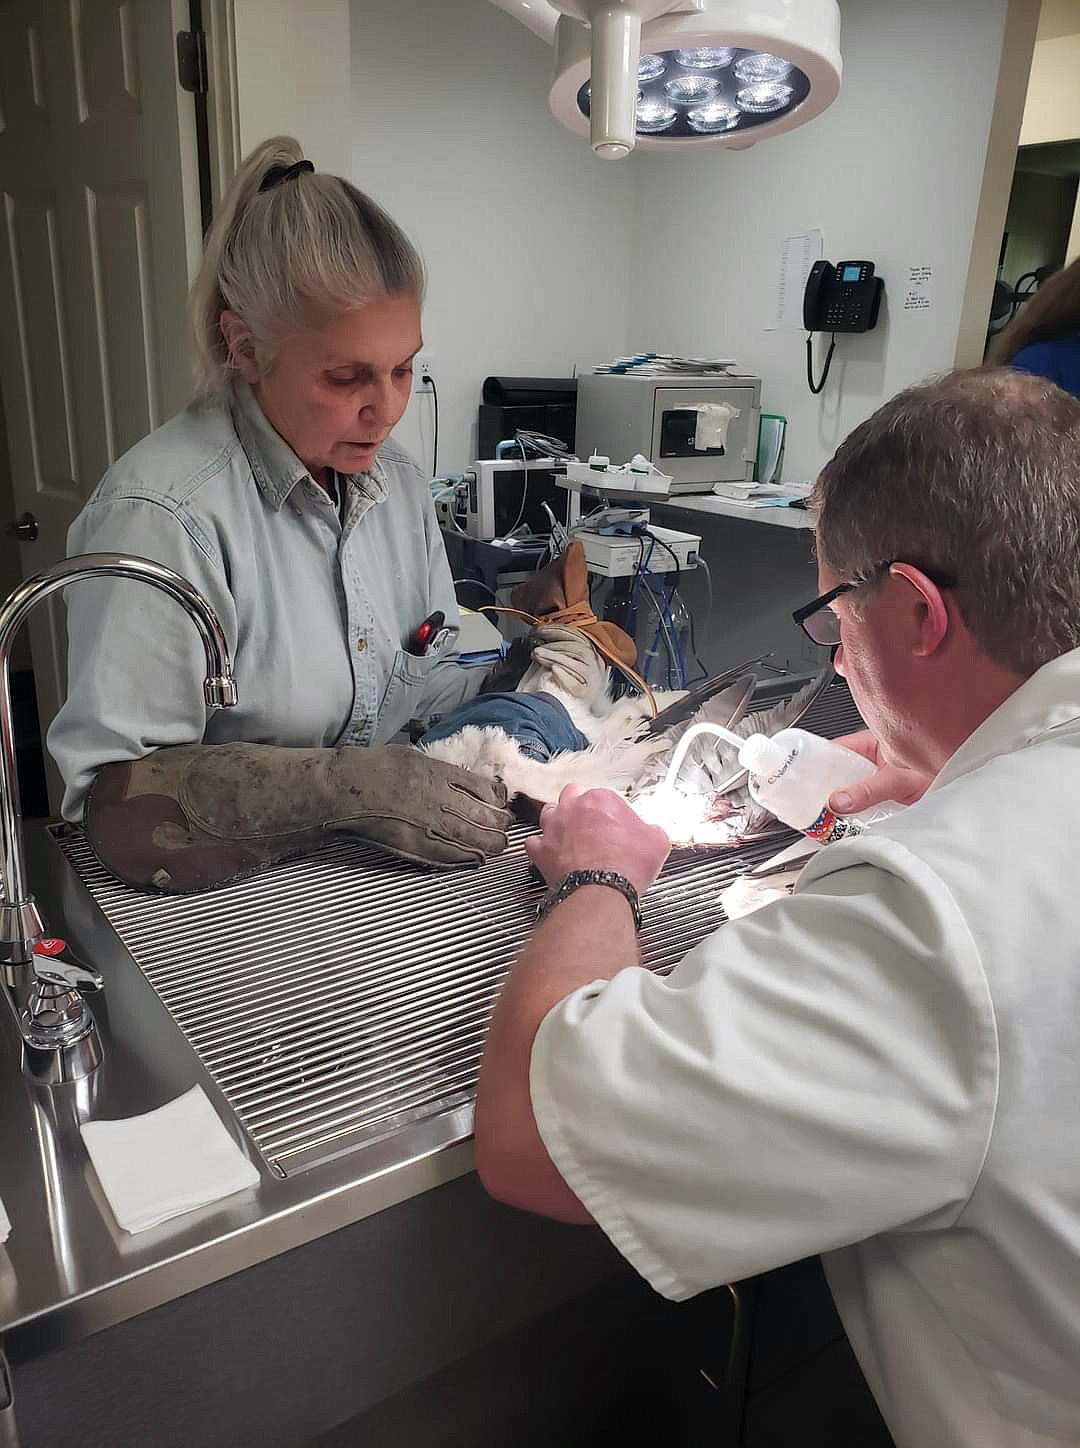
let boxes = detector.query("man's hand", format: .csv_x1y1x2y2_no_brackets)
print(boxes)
525,785,671,894
827,731,932,816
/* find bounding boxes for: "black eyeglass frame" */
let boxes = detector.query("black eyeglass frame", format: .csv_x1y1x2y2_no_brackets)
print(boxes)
792,560,958,647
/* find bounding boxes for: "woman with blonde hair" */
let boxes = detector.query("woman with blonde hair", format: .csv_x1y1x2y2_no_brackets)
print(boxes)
48,137,512,890
989,253,1080,397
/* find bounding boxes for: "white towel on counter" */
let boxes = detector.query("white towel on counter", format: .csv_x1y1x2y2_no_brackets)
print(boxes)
0,1193,9,1244
81,1084,260,1235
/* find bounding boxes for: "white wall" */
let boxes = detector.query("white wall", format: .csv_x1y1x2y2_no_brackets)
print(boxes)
1019,31,1080,146
627,0,1015,483
350,0,635,473
234,0,352,176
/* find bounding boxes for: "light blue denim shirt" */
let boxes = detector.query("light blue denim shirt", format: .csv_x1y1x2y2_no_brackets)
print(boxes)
49,382,483,820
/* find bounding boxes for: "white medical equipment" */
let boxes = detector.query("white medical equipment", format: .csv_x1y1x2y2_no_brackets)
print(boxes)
461,459,582,540
574,519,700,578
575,371,761,494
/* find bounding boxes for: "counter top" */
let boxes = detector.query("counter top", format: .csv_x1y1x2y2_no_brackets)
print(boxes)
557,476,815,530
655,494,815,530
0,824,476,1365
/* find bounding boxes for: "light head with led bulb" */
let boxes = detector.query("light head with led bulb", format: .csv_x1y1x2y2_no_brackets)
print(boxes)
490,0,842,158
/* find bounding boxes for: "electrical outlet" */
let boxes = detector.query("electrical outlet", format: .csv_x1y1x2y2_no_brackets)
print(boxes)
413,351,435,392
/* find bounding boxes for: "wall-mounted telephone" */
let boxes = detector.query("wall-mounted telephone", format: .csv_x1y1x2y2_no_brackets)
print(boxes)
803,259,883,333
804,259,884,393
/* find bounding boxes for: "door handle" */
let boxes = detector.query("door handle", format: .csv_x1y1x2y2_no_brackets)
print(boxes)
6,513,38,543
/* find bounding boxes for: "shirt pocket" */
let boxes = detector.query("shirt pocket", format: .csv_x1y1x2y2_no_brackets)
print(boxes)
374,648,440,742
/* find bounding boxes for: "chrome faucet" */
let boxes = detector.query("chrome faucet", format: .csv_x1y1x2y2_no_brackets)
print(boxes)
0,553,238,1082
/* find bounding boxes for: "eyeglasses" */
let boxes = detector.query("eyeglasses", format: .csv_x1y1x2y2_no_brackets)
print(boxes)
792,561,957,648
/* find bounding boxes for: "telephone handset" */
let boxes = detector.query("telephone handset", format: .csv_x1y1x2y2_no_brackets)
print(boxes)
804,259,884,394
803,259,883,334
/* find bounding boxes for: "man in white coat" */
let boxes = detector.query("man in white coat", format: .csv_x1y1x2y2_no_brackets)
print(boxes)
475,367,1080,1448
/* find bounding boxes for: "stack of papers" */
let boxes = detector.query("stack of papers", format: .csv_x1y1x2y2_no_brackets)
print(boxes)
712,480,813,508
590,353,736,375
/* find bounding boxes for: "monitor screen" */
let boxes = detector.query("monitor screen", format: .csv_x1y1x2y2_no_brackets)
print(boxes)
492,467,574,538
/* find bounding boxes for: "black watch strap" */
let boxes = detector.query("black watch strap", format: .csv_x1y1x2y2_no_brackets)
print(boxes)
536,869,642,931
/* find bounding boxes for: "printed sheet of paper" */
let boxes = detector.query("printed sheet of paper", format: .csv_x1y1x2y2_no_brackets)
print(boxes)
770,229,823,331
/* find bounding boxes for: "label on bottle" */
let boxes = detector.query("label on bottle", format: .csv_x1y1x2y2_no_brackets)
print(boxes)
805,807,866,845
762,740,800,787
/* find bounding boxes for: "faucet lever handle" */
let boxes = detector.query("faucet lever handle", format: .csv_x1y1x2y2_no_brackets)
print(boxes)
31,938,103,993
19,935,105,1078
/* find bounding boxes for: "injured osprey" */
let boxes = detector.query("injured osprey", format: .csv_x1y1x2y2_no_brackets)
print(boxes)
416,544,832,849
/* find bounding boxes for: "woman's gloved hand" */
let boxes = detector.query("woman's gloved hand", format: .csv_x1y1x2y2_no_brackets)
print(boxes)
85,742,513,894
518,625,609,704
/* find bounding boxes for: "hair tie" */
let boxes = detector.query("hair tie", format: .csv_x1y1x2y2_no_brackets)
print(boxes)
259,158,315,193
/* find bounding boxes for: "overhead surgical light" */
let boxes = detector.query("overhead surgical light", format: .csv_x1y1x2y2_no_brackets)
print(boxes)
489,0,842,157
637,51,668,80
675,46,735,70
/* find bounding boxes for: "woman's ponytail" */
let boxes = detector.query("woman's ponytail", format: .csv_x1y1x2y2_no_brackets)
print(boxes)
189,136,424,402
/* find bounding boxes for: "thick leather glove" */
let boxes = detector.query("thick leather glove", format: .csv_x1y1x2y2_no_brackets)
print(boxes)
85,742,512,894
517,625,610,704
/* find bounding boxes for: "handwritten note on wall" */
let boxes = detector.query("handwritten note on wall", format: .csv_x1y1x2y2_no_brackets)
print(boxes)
904,264,933,312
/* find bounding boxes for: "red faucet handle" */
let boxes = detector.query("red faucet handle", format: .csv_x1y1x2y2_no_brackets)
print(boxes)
34,937,68,957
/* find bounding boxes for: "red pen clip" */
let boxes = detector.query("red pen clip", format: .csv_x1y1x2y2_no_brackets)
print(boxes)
408,610,446,656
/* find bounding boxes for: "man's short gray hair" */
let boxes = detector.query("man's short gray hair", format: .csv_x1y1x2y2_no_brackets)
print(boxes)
814,368,1080,678
190,136,425,402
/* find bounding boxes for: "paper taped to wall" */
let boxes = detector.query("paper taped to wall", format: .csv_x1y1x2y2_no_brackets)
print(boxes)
771,229,823,331
903,263,933,312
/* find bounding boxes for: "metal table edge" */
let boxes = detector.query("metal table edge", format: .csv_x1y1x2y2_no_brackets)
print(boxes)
0,825,478,1364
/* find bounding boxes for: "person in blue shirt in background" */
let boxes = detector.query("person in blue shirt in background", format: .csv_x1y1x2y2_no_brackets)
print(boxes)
990,254,1080,396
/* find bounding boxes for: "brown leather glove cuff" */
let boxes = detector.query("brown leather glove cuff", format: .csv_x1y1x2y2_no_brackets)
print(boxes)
84,745,338,894
84,741,511,895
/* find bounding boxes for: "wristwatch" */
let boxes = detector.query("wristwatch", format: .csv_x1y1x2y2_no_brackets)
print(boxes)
536,869,643,931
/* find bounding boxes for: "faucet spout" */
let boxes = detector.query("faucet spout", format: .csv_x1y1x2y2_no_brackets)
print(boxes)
0,552,238,972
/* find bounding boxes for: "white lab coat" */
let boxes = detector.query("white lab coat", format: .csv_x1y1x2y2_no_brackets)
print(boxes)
530,647,1080,1448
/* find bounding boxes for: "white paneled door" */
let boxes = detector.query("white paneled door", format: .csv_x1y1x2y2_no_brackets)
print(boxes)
0,0,203,807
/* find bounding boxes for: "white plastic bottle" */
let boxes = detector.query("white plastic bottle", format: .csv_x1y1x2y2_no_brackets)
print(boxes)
738,728,878,844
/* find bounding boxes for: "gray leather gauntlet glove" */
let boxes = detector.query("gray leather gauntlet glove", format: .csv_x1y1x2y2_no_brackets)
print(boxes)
85,742,512,894
517,625,610,703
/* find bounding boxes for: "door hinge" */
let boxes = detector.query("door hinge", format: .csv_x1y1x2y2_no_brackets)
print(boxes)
176,29,208,94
